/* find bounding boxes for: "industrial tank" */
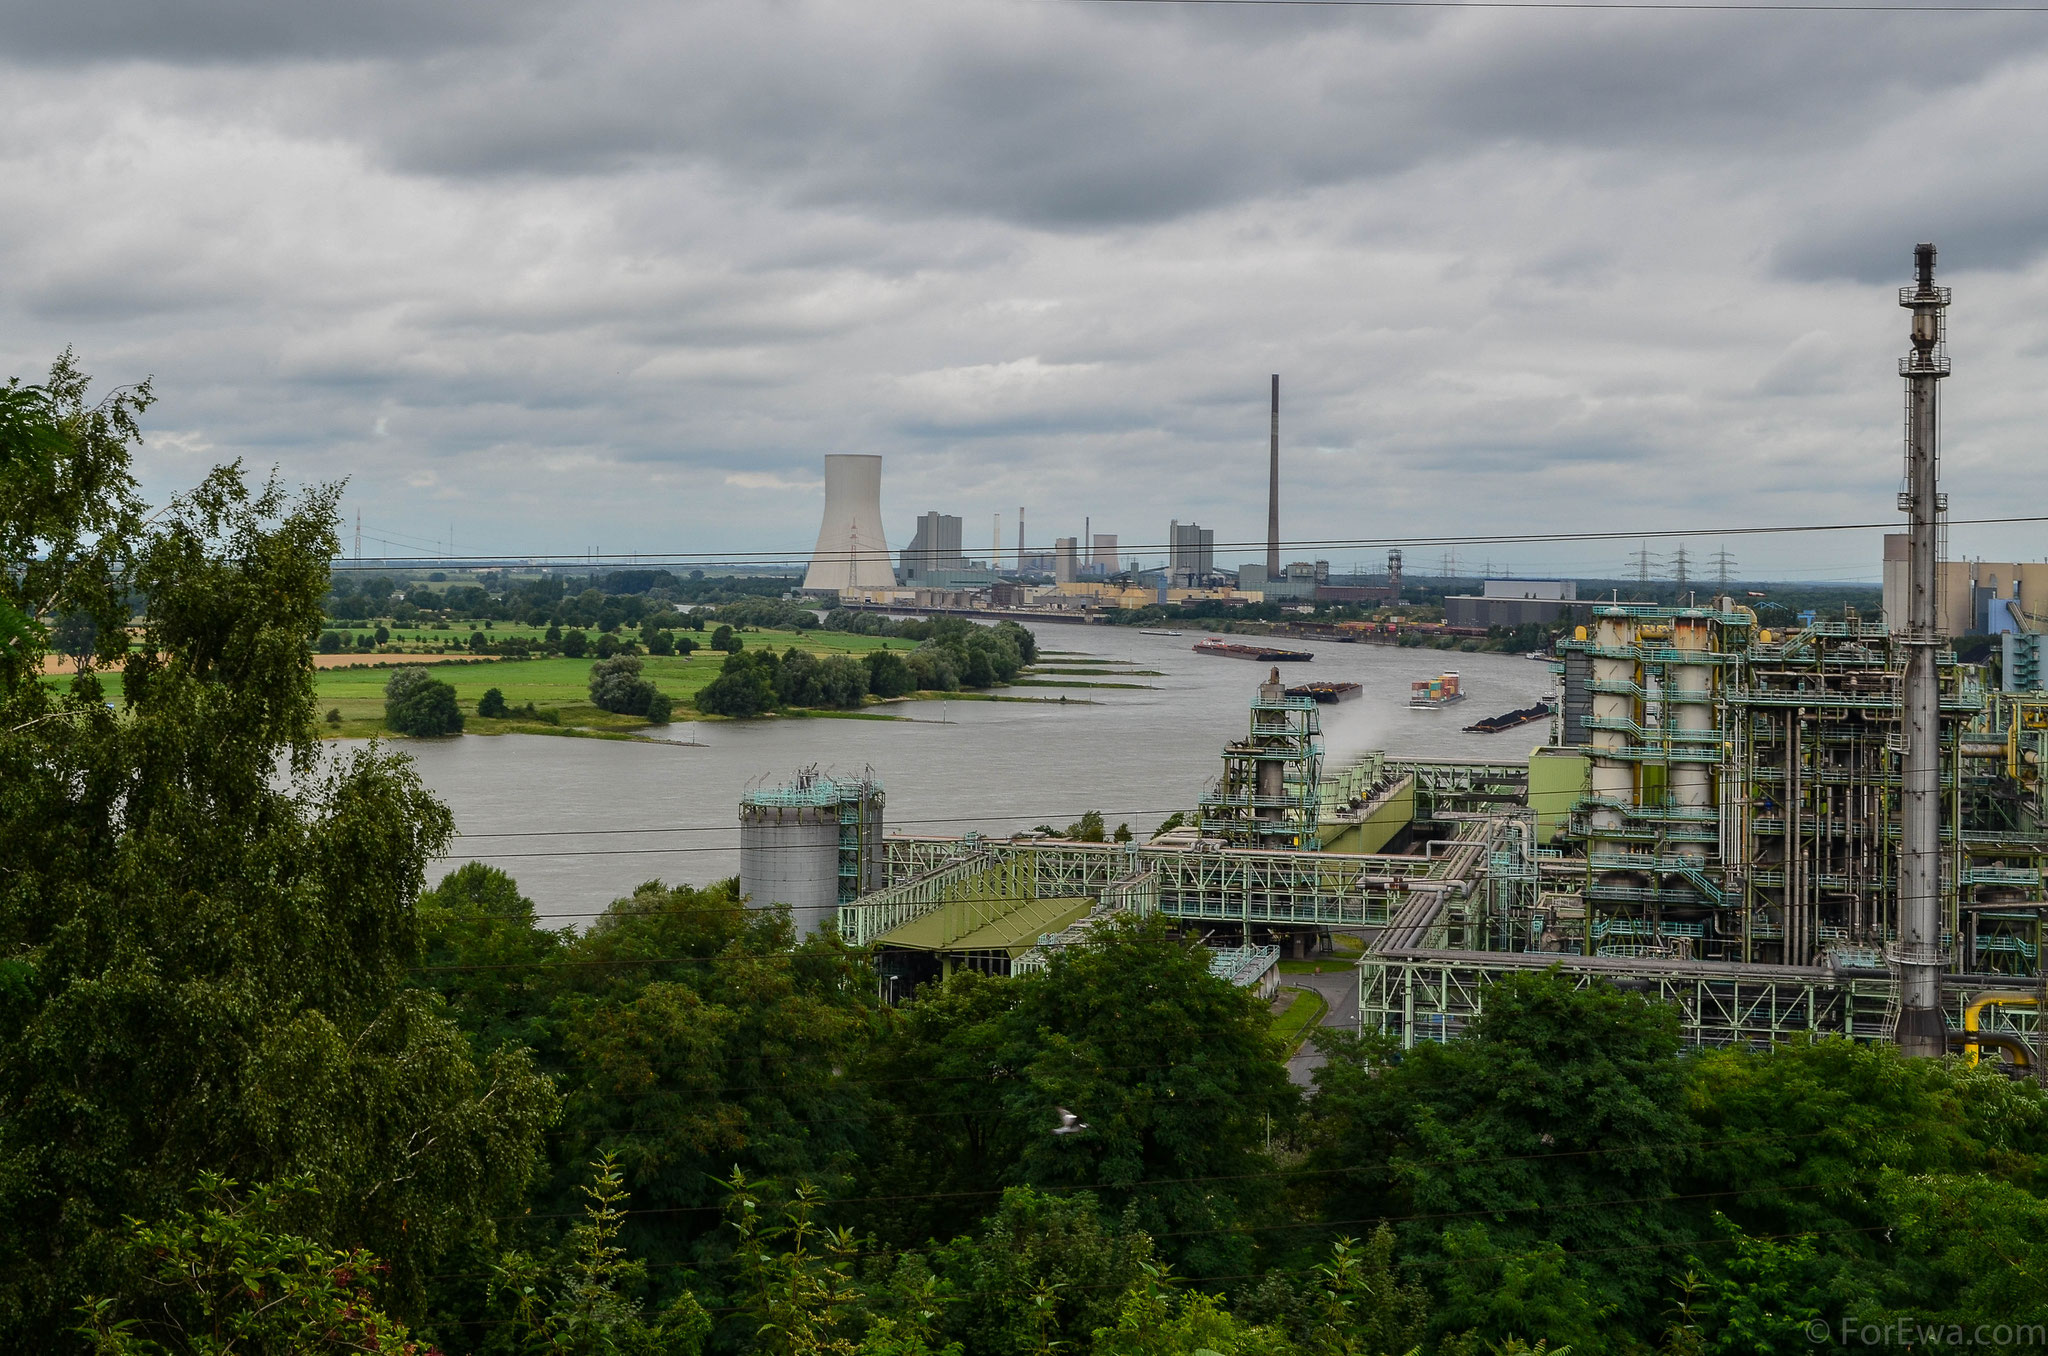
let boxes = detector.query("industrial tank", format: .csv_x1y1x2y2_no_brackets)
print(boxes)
737,769,885,938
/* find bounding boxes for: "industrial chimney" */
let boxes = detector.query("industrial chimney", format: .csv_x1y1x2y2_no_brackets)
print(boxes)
1892,242,1951,1058
1267,375,1281,583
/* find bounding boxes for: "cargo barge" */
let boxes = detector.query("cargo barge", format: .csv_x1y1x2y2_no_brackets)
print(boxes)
1464,700,1554,734
1193,637,1314,662
1409,672,1465,708
1285,681,1362,704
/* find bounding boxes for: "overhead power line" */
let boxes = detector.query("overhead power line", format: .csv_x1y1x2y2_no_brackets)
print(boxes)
323,512,2048,573
1068,0,2048,11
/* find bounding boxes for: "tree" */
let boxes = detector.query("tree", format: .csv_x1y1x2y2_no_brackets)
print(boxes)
1065,810,1107,842
317,630,343,653
78,1175,430,1356
867,919,1296,1278
589,654,663,716
1304,969,1694,1333
711,624,738,653
648,629,675,656
646,691,674,723
595,632,621,659
0,360,553,1347
695,651,778,717
385,666,465,736
373,624,390,644
562,628,589,658
477,686,508,718
864,649,914,699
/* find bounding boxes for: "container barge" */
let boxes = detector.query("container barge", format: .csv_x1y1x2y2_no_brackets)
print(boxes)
1409,672,1465,708
1193,637,1314,662
1285,681,1362,704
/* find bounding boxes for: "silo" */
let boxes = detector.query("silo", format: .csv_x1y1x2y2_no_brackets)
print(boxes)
738,769,886,938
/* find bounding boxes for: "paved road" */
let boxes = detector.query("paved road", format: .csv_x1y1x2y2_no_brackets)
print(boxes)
1281,964,1361,1087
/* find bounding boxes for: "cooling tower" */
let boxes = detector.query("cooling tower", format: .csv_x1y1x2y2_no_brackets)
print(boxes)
802,454,896,594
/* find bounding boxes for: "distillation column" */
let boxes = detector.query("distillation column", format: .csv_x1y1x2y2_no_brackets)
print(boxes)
1895,243,1951,1058
1588,609,1640,854
1669,611,1716,862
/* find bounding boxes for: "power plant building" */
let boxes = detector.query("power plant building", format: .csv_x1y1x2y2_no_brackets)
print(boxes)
900,511,967,583
1883,535,2048,635
1092,533,1119,574
738,768,885,939
801,455,895,596
1445,580,1589,629
1168,521,1214,587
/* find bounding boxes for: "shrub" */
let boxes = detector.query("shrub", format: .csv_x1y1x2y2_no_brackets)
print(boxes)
561,629,589,658
316,631,343,654
477,687,508,719
645,691,673,723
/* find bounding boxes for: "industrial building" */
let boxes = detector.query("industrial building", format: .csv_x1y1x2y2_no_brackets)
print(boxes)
1092,533,1119,574
1444,579,1590,629
1882,535,2048,636
900,511,967,583
1168,521,1215,586
810,244,2048,1069
801,455,896,595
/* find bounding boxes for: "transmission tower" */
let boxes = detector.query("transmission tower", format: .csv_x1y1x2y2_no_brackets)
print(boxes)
1670,545,1691,594
1628,543,1659,587
1711,547,1736,590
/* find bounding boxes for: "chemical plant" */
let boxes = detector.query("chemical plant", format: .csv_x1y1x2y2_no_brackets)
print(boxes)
740,245,2048,1066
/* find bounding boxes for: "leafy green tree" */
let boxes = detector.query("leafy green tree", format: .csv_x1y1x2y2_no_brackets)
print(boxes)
589,655,662,716
317,629,343,653
863,650,914,699
78,1174,429,1356
562,629,590,658
711,624,738,653
1113,823,1133,843
0,362,554,1347
415,862,565,1058
868,920,1295,1277
489,1155,711,1356
1304,971,1694,1337
542,882,883,1271
478,686,509,718
645,692,674,724
374,623,390,644
547,622,563,644
1065,810,1107,842
647,629,675,656
386,666,465,736
596,632,621,659
695,651,779,717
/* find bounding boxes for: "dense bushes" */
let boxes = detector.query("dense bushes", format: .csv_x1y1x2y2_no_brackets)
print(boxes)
693,650,779,717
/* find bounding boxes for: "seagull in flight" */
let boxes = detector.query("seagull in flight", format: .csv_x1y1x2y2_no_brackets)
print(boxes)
1053,1107,1089,1136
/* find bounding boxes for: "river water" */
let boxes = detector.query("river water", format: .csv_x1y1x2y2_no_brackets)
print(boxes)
352,628,1557,925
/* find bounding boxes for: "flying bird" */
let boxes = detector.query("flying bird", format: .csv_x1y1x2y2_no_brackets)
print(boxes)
1053,1107,1089,1136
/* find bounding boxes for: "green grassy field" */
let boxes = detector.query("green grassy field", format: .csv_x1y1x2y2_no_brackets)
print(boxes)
44,624,1107,738
309,627,912,737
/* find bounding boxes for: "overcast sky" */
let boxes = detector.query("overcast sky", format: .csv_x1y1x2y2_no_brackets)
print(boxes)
4,0,2046,581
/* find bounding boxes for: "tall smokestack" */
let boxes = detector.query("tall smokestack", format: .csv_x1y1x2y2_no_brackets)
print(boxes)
1017,507,1025,573
1267,374,1281,582
1894,242,1952,1058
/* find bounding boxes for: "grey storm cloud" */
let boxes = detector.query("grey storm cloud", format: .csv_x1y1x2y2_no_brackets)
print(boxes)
3,0,2048,576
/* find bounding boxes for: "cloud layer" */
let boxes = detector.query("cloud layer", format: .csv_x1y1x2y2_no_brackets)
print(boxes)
4,0,2047,578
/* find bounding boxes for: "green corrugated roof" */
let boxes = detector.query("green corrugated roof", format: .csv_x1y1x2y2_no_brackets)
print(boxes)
878,895,1096,956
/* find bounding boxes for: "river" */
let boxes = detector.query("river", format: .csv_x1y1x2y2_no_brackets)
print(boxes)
348,627,1557,925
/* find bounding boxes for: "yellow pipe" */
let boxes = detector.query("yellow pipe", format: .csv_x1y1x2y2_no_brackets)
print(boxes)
1963,992,2039,1068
